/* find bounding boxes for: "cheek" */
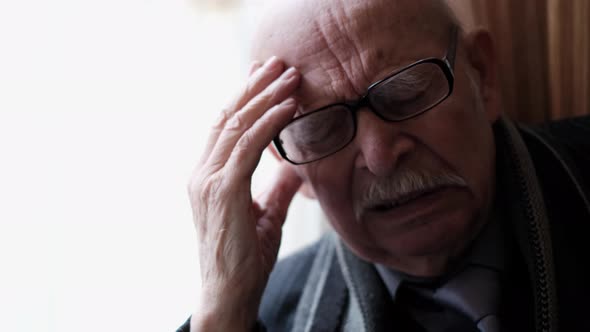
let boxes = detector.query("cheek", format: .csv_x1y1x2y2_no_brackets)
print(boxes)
417,83,496,204
303,158,354,216
302,157,375,242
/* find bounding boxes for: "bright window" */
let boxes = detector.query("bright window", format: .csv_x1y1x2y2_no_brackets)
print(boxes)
0,1,323,331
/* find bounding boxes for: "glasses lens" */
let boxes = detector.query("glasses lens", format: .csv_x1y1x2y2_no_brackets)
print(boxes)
277,105,354,163
368,62,450,120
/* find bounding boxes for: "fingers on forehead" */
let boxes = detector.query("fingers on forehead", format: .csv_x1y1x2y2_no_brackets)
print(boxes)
200,58,286,165
205,66,300,175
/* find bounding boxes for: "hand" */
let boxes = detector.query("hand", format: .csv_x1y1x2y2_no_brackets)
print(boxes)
188,57,302,331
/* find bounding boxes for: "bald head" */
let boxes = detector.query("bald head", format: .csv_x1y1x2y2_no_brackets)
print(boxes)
250,0,459,111
252,0,458,44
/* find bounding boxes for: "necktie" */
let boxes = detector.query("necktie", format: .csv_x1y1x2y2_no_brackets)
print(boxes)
396,265,502,332
396,282,480,332
433,265,502,332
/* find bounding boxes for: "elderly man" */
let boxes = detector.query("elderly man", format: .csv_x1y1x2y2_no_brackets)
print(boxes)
179,0,590,331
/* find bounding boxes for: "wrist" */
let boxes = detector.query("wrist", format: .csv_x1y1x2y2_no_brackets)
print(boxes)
190,293,258,332
190,308,255,332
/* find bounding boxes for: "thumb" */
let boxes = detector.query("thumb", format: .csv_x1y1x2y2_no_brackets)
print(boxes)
258,163,302,226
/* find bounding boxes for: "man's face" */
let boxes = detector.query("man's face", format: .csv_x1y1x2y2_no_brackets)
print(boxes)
254,0,500,276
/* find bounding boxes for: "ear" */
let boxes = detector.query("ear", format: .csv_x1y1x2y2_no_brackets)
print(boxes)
463,28,502,122
266,144,317,199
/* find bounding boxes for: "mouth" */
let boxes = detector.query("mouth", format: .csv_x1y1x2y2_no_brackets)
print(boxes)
356,188,442,232
367,187,440,213
354,168,471,224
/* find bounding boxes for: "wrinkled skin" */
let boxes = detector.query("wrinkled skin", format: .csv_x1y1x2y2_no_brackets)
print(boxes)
188,0,501,330
251,0,501,276
188,58,303,331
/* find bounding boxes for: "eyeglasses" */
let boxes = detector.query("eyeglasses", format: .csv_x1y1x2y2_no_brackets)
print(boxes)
273,26,458,165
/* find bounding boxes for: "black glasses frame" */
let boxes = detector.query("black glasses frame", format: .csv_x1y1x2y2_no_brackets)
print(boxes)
274,26,458,165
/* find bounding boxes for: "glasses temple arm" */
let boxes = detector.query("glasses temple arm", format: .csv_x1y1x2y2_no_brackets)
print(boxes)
445,25,458,69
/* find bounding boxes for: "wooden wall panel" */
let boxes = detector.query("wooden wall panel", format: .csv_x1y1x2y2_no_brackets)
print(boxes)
548,0,590,119
450,0,589,123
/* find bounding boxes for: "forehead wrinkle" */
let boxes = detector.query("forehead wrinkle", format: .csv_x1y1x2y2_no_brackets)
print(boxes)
339,5,389,96
251,0,458,112
328,2,379,95
298,0,446,104
311,12,367,101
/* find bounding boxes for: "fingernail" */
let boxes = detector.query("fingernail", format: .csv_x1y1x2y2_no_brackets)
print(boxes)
281,97,296,107
248,60,262,75
283,67,298,79
264,56,281,71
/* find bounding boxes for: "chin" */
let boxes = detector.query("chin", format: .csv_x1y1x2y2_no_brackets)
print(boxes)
348,208,483,277
379,246,463,277
341,235,458,277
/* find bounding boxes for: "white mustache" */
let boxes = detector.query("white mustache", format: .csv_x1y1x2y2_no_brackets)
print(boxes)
354,168,467,220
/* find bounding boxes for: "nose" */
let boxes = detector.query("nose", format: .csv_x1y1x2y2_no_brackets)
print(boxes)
353,109,416,176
